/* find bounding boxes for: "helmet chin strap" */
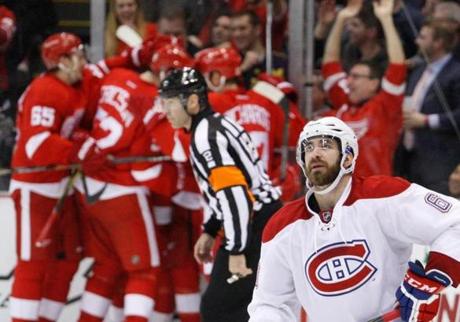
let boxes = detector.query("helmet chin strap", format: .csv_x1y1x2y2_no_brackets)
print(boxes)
306,153,352,195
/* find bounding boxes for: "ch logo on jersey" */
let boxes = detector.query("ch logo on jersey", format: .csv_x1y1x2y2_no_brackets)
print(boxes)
305,240,377,296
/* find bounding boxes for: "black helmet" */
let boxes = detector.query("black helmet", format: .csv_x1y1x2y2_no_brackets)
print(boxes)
159,67,208,99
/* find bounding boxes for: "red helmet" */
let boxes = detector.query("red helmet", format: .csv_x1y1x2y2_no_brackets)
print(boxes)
41,32,83,69
194,47,241,79
150,45,194,73
152,34,185,51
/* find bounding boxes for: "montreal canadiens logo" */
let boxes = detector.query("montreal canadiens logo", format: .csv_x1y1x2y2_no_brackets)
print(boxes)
305,240,377,296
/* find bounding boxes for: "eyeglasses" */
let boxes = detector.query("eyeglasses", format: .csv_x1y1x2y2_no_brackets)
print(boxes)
348,73,376,80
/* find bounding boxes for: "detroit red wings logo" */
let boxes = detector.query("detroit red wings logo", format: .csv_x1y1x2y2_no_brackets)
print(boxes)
305,240,377,296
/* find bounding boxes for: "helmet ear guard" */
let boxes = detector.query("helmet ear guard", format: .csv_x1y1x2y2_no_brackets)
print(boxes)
296,117,358,194
194,47,241,92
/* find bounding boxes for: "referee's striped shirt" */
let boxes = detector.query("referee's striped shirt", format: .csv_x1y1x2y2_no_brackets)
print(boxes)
190,108,281,254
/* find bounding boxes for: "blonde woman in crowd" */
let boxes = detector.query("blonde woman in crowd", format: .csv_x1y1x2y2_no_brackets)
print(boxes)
105,0,157,57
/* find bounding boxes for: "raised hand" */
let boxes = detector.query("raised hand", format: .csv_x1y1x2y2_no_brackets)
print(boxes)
318,0,337,26
373,0,395,20
338,0,363,19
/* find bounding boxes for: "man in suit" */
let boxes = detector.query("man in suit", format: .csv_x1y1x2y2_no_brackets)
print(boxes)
395,18,460,195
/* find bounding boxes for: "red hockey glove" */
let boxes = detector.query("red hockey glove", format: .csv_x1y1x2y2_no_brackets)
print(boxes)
396,260,451,322
70,137,108,174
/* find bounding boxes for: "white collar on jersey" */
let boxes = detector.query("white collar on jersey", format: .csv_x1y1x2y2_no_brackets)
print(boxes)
305,178,353,253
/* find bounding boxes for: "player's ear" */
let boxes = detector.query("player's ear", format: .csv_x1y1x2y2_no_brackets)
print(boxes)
343,152,354,170
186,94,200,115
57,56,70,71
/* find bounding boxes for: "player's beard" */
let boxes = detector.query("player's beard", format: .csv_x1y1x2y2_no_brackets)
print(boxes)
306,158,341,187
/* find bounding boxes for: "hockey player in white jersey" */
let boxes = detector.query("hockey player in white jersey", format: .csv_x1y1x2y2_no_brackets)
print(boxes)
248,116,460,322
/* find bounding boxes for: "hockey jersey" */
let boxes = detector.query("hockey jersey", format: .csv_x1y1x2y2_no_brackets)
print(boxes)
322,62,406,177
209,88,284,175
249,175,460,322
133,93,201,209
79,68,154,188
11,73,85,192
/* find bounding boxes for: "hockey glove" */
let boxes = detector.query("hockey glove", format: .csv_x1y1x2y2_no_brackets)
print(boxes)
396,260,451,322
70,136,108,174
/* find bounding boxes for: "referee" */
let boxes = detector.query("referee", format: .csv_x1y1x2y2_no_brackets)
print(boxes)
159,67,282,322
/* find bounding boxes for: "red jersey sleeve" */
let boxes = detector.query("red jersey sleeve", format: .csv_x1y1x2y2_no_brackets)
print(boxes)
375,63,407,111
322,61,349,109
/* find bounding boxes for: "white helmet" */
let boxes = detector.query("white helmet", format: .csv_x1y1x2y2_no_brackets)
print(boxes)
296,117,358,194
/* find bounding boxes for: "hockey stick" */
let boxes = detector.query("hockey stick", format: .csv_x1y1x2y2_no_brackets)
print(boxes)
35,170,79,248
367,308,400,322
116,25,143,47
0,163,78,176
252,81,290,180
0,154,173,176
107,154,172,164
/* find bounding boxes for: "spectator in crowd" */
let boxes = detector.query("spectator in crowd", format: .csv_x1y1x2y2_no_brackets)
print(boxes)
341,1,388,71
229,0,289,52
321,0,406,178
433,1,460,22
314,0,337,68
449,164,460,198
157,4,202,55
392,0,424,59
5,0,57,94
0,4,15,93
231,10,288,88
105,0,157,57
395,18,460,195
205,10,233,48
433,1,460,60
422,0,440,17
0,4,15,190
314,0,423,68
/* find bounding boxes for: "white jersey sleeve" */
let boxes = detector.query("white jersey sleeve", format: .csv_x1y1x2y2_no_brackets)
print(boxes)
248,199,307,321
248,235,300,322
378,183,460,265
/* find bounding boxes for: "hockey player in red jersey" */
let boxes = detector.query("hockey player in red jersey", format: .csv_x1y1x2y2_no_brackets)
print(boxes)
254,72,307,201
195,46,282,174
73,61,163,322
9,32,87,322
195,46,304,201
131,44,202,322
75,42,201,322
321,0,406,177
